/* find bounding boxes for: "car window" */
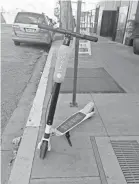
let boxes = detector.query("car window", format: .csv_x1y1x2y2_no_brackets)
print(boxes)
14,12,48,25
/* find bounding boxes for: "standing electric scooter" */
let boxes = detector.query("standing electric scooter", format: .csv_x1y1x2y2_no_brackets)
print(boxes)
37,24,98,159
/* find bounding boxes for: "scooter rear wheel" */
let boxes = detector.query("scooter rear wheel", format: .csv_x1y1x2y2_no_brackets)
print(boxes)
40,140,48,159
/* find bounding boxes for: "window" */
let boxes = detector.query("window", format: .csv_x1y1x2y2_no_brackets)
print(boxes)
15,12,47,25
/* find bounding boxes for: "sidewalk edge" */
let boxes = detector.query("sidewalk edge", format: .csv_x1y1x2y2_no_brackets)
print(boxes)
7,42,59,184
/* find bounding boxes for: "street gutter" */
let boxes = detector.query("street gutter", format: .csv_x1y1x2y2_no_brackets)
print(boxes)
7,41,59,184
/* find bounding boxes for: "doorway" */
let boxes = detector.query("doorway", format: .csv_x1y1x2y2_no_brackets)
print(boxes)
100,10,117,38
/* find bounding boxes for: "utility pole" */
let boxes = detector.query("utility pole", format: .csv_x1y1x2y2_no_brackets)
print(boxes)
60,0,73,30
71,0,82,107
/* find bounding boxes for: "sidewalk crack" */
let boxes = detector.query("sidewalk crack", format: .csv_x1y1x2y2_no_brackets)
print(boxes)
90,94,109,137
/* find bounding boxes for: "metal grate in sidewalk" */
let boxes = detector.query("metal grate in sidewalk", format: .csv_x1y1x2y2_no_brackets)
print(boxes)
111,140,139,184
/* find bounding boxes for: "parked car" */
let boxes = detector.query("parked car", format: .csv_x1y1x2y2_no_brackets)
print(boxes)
12,12,53,46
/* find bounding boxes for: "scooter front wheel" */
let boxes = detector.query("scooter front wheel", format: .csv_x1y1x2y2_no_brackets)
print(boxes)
40,140,48,159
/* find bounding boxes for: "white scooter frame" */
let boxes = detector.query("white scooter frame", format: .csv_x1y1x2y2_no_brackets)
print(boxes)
37,23,98,159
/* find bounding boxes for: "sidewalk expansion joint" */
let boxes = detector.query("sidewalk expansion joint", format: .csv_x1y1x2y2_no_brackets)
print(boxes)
90,136,108,184
31,176,100,179
90,95,109,137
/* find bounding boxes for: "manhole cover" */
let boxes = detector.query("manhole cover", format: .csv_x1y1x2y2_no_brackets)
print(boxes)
111,140,139,184
60,68,125,93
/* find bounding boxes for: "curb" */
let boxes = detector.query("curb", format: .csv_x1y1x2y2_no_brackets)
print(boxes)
7,41,60,184
2,53,47,139
1,52,47,184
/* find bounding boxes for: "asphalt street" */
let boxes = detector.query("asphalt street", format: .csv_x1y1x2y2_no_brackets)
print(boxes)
1,24,46,133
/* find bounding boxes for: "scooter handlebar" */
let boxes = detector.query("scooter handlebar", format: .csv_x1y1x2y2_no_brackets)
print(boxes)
38,24,98,42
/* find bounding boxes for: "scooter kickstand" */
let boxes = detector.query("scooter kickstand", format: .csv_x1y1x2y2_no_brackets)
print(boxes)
65,132,72,147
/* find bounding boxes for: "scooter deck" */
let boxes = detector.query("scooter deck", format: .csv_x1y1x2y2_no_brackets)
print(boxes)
56,111,86,134
53,102,95,136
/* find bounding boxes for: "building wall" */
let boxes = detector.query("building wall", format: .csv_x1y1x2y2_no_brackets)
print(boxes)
97,6,104,35
120,1,130,7
96,0,120,35
103,1,120,10
96,1,104,35
123,1,138,44
135,1,139,22
97,0,120,10
116,5,129,43
96,0,139,44
128,1,138,20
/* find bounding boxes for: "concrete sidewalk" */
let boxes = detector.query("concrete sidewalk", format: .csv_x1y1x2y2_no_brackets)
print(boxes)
7,36,139,184
91,36,139,93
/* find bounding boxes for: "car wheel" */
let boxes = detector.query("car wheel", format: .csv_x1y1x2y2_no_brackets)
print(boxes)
14,41,20,46
133,38,139,55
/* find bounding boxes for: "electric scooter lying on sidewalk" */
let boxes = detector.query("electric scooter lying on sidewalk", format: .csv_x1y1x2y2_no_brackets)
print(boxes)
37,24,98,159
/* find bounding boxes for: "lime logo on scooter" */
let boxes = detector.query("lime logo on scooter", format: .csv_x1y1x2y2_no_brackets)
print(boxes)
54,45,71,83
56,55,65,79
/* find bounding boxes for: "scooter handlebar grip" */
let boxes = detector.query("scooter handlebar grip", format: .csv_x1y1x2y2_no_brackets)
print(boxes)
38,24,54,31
83,35,98,42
